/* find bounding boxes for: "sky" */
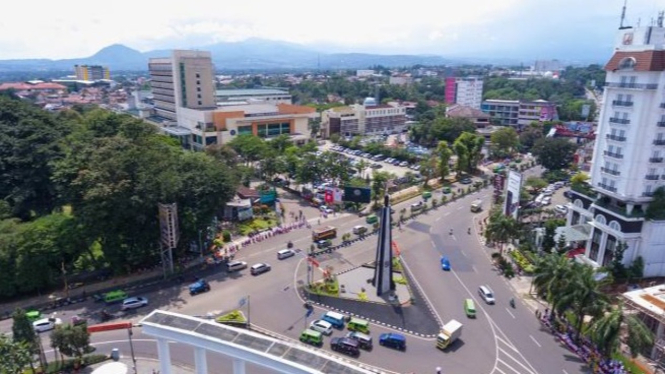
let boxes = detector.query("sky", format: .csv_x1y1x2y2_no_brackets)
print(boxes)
0,0,663,60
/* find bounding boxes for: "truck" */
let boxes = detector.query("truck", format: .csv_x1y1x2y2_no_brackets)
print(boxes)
470,199,482,213
436,319,463,350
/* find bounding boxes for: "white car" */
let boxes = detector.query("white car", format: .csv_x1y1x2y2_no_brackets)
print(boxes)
478,286,495,305
121,296,149,311
542,189,554,196
310,319,333,335
555,205,568,214
33,317,62,333
250,263,271,276
277,249,296,260
319,206,334,214
541,196,552,206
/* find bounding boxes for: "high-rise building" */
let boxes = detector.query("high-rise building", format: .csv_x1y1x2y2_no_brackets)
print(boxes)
565,15,665,276
74,65,110,80
444,77,484,109
533,59,562,73
148,50,216,121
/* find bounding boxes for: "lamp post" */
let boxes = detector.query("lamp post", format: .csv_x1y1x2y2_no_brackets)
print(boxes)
128,328,138,374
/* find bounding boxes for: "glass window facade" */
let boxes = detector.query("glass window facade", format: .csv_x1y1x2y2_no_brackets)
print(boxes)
238,125,253,135
256,122,291,138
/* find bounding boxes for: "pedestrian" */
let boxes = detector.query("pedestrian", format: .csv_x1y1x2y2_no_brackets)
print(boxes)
436,367,442,374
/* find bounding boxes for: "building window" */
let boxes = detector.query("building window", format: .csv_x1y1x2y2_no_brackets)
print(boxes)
589,229,602,261
237,125,252,135
197,87,201,92
595,214,607,226
602,235,617,267
609,221,621,231
574,199,584,208
205,136,217,145
618,57,636,70
196,73,200,78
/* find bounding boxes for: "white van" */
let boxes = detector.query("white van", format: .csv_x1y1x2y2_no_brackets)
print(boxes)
478,285,495,304
534,193,545,206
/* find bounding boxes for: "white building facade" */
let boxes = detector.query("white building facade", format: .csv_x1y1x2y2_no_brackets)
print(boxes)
455,77,484,109
566,22,665,276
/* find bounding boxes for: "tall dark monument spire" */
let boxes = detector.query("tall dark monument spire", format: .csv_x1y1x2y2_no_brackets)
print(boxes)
372,194,395,296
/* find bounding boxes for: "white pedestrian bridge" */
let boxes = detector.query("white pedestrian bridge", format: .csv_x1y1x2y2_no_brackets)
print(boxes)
140,310,394,374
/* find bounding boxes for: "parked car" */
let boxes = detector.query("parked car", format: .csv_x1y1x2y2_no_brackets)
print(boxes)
33,317,62,333
410,201,425,211
541,196,552,206
250,263,271,276
330,337,360,357
399,161,409,167
555,205,568,214
379,333,406,350
460,178,472,184
310,319,333,335
121,296,149,311
277,249,296,260
316,240,332,249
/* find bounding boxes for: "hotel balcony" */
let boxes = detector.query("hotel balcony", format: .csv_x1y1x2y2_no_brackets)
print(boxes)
609,117,630,125
654,139,665,146
650,157,664,163
612,100,634,107
600,167,621,176
597,183,617,193
605,82,658,89
645,174,660,180
605,134,626,142
603,151,624,159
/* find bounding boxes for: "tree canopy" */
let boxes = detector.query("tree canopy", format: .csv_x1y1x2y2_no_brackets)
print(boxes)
532,138,577,171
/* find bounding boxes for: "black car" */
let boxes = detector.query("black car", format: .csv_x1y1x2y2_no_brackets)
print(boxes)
460,178,472,184
331,337,360,357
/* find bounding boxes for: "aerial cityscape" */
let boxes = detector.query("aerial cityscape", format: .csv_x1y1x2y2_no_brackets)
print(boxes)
3,1,665,374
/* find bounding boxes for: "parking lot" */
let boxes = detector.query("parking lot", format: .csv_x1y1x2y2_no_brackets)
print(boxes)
319,141,418,178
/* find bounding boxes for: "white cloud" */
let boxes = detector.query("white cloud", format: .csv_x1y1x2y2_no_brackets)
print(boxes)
0,0,661,59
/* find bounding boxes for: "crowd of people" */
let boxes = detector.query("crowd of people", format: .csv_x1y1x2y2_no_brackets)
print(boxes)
217,219,311,258
538,309,628,374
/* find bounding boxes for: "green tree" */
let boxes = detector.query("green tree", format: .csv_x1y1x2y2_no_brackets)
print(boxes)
0,95,69,219
371,171,391,206
533,253,574,307
542,220,558,253
0,334,33,374
588,302,654,358
555,233,567,254
435,141,452,181
532,137,577,171
50,324,92,364
554,264,609,342
456,132,485,172
519,122,545,152
490,127,519,159
646,187,665,220
227,134,269,165
525,176,548,191
452,139,468,176
485,210,520,254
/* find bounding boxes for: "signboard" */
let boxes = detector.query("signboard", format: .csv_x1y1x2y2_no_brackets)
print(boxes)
504,170,523,219
260,189,277,204
343,186,371,203
324,189,334,204
581,104,591,118
158,203,179,249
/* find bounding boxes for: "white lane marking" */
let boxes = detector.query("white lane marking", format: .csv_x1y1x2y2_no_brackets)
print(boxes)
444,212,451,216
496,358,524,374
431,240,436,248
498,349,538,374
451,235,457,241
505,308,516,319
456,206,463,210
471,265,477,273
562,370,569,374
530,335,541,348
496,336,519,352
461,251,468,257
436,217,442,222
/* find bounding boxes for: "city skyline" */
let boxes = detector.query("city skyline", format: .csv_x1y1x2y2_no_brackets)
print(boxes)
1,0,661,61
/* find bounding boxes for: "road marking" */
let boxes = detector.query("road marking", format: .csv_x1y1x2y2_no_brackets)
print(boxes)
431,240,436,248
456,206,463,210
505,308,516,319
496,358,523,374
563,370,569,374
436,217,442,222
497,349,538,374
461,251,468,257
529,335,541,348
444,212,450,216
451,235,457,241
471,265,476,273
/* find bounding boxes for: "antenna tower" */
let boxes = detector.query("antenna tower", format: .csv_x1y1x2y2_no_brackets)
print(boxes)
658,11,664,27
620,0,628,29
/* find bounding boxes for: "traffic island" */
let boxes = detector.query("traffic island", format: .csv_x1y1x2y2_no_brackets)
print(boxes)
301,258,440,337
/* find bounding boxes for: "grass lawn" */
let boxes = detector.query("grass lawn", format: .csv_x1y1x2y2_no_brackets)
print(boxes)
237,217,278,235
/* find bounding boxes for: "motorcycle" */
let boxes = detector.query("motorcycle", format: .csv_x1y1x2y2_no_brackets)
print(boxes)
510,298,516,308
287,240,294,249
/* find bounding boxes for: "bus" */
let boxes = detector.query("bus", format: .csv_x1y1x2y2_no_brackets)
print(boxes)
312,226,337,241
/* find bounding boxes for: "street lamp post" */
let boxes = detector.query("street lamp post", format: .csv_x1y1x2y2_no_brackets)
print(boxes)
128,328,138,374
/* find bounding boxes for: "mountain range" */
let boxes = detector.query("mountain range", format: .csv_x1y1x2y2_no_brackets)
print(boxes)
0,38,541,73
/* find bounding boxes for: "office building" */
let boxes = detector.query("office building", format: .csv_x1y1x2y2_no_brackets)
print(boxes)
445,77,484,109
74,65,110,81
148,50,216,121
321,99,407,138
480,99,558,128
147,50,314,150
565,16,665,277
534,59,562,73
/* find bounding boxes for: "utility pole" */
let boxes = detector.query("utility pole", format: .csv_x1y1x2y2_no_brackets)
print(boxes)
128,328,138,374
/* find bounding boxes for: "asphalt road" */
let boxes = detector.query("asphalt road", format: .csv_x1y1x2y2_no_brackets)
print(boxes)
8,167,591,374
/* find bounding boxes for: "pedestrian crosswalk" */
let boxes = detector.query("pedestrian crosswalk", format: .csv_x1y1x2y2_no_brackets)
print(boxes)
490,319,539,374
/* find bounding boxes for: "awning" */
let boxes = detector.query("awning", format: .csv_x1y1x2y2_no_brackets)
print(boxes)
555,224,592,243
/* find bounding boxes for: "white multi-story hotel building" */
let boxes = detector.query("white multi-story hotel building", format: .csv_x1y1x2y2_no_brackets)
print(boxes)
320,98,407,138
566,19,665,276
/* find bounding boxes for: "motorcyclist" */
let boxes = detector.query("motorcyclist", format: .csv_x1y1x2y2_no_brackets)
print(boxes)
467,227,471,234
449,228,453,235
510,298,516,308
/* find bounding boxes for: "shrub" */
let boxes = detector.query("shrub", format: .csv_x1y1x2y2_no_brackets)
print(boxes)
510,250,536,273
222,230,231,242
393,276,407,285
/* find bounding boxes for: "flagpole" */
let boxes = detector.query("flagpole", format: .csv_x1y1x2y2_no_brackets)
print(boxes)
247,295,251,328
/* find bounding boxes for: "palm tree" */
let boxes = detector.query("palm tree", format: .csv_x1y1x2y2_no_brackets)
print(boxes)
356,159,369,179
554,264,610,342
485,211,519,254
588,302,655,358
532,253,574,309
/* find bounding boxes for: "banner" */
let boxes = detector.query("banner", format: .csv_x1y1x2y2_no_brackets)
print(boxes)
504,170,523,219
343,186,371,203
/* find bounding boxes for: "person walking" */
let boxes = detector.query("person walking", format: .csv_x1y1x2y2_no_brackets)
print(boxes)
436,367,442,374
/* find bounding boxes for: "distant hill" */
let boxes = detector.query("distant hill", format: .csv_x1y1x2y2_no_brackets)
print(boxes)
0,39,463,72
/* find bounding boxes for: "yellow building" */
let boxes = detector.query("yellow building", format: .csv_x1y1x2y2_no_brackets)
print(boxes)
74,65,110,80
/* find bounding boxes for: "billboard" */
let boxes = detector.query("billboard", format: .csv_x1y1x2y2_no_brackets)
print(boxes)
343,186,371,203
504,170,523,219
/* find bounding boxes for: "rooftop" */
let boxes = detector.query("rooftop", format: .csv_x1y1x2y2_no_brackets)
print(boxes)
446,104,490,119
605,50,665,72
216,89,289,97
623,283,665,323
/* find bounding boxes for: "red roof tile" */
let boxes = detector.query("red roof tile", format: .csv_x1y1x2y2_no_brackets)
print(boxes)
604,50,665,72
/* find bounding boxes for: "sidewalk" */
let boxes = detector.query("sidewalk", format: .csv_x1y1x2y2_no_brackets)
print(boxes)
84,357,193,374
